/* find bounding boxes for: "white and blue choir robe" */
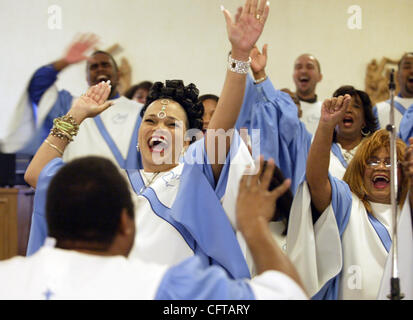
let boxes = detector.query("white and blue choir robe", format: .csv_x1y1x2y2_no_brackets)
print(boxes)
398,102,413,144
234,75,357,253
26,98,143,255
373,94,413,132
0,241,307,300
26,132,258,280
25,67,143,255
286,174,413,300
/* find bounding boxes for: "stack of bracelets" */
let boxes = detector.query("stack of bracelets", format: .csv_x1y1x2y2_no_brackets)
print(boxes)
44,114,79,156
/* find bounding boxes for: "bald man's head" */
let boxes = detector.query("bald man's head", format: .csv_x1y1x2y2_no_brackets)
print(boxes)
293,54,323,100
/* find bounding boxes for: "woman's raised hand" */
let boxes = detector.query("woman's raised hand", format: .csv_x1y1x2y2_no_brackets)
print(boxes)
222,0,270,59
69,81,114,124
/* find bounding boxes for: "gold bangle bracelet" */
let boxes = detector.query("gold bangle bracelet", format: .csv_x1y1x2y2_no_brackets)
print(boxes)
44,139,64,156
253,76,267,84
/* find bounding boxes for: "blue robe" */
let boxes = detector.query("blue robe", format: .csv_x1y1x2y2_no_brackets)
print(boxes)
236,75,358,193
398,102,413,144
155,255,254,299
235,75,311,193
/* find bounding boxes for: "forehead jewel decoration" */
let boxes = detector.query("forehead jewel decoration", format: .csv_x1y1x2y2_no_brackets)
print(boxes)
158,99,169,119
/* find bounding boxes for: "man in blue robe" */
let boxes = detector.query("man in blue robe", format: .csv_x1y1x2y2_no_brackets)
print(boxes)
374,52,413,132
3,34,141,170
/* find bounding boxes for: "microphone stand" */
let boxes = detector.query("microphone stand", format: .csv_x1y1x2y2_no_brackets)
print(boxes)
386,69,404,300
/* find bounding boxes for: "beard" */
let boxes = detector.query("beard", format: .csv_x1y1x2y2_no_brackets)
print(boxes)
403,81,413,96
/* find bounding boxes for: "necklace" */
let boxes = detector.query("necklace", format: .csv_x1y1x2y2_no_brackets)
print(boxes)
139,171,161,194
338,143,359,163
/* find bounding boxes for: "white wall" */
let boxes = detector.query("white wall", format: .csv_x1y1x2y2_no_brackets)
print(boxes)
1,0,412,137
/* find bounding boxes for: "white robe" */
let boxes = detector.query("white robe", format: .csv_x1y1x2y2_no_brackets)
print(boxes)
125,135,255,278
0,244,307,300
0,245,168,300
377,197,413,300
63,96,142,165
128,164,194,265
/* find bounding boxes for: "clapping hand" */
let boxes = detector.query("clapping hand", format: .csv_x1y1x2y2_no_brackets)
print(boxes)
236,156,291,232
222,0,270,59
250,44,268,75
69,81,114,124
63,33,99,65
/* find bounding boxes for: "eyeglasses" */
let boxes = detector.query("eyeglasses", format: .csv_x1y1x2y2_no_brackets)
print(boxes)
366,158,400,168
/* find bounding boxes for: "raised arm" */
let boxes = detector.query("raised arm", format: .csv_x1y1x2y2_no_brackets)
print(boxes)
24,81,113,188
206,0,269,181
236,156,306,294
306,95,351,213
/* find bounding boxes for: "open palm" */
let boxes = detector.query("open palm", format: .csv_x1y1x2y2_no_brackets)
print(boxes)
70,81,113,122
250,44,268,74
223,0,270,55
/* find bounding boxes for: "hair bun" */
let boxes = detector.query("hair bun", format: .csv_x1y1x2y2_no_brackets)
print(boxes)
140,80,204,134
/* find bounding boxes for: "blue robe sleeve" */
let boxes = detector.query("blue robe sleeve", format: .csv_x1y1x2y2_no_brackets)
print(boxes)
184,131,245,200
19,91,73,155
26,158,65,255
328,174,352,234
176,133,251,279
28,65,60,105
312,174,352,300
399,105,413,144
155,256,254,300
235,74,259,132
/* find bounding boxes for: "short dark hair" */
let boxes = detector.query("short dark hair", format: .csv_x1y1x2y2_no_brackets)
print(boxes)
89,50,119,73
198,94,219,104
124,81,154,100
332,85,378,141
46,157,134,247
140,80,204,133
261,161,293,235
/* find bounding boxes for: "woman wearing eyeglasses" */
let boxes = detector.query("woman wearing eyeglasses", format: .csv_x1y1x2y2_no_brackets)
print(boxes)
286,95,413,300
